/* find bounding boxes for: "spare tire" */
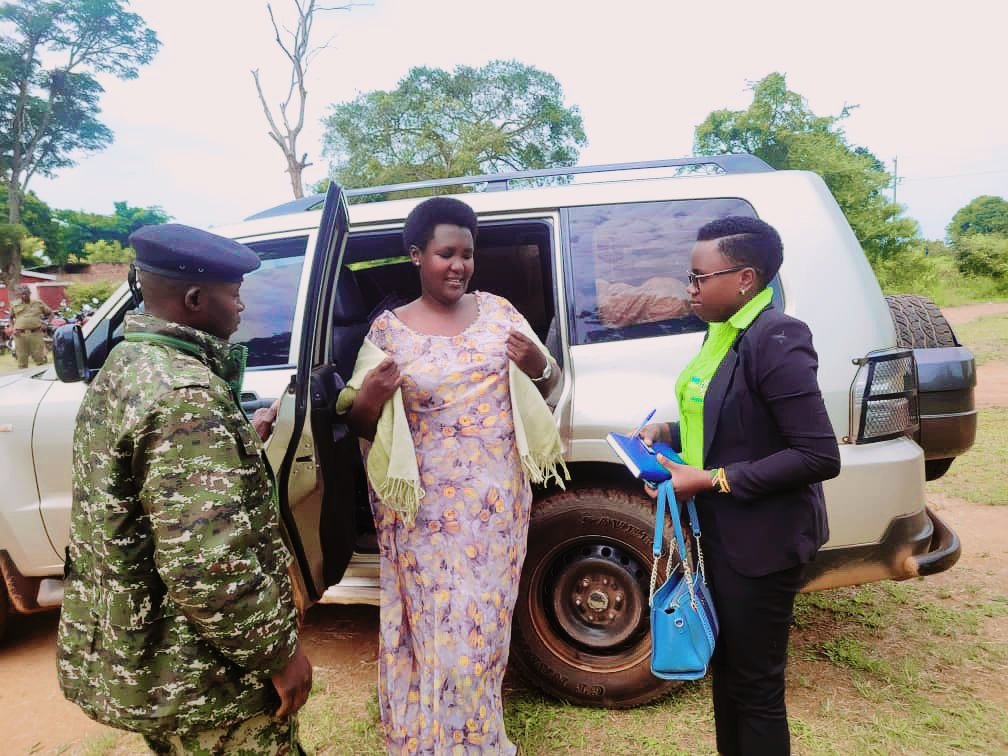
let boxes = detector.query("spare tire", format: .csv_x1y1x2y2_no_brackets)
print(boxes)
885,294,959,349
884,294,961,480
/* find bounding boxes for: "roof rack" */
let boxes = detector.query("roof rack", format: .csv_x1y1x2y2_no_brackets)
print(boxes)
245,154,773,220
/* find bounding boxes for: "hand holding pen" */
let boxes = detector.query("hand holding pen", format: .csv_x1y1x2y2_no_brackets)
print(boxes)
630,408,656,439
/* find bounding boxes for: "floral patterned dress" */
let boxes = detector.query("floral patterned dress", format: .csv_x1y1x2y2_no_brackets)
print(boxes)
365,292,534,755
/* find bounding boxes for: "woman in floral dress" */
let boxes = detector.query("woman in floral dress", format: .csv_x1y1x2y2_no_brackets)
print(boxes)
346,197,562,755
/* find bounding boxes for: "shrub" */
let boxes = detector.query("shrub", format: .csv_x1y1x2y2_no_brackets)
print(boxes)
954,234,1008,280
870,242,1007,306
82,239,135,264
65,281,119,312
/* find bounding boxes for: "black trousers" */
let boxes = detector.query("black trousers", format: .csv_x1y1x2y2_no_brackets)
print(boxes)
704,549,803,756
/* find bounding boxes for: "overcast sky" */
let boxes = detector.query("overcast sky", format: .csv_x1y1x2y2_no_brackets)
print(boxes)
30,0,1008,240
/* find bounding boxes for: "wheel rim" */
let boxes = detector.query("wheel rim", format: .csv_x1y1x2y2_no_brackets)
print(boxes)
529,538,654,671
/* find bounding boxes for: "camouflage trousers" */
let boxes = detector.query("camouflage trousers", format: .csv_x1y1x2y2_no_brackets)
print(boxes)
144,713,305,755
14,329,46,368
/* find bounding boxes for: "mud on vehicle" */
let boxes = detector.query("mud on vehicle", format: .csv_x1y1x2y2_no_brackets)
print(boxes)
2,156,976,707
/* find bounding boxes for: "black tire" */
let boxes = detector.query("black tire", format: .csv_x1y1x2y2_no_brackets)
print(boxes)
925,457,955,481
510,487,680,708
885,294,959,349
885,295,962,481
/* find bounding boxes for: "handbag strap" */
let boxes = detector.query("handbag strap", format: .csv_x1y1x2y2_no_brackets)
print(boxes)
650,481,707,609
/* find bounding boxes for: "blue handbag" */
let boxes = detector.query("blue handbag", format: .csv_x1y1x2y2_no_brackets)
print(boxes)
650,479,719,680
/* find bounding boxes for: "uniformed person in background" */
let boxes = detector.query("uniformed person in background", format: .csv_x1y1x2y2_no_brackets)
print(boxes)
57,224,312,755
11,284,52,368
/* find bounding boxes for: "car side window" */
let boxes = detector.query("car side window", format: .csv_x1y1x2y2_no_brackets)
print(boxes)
565,198,760,345
235,235,308,368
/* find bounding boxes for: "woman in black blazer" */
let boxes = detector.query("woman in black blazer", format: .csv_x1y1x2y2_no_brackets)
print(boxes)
642,216,841,756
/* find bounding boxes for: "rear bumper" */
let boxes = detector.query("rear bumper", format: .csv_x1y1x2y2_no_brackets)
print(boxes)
802,506,961,591
906,507,961,577
914,346,977,461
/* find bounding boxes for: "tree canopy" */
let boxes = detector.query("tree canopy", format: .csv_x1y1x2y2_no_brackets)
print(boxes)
945,195,1008,283
55,201,169,262
321,60,586,195
694,73,918,262
946,195,1008,244
0,0,159,287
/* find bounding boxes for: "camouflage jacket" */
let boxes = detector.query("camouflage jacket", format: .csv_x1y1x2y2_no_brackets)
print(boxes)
57,313,298,736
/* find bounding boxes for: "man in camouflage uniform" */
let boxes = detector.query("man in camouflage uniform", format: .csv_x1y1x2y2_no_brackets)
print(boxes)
57,224,312,755
11,284,52,368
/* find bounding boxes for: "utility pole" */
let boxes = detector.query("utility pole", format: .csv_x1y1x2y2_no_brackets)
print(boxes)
892,156,898,206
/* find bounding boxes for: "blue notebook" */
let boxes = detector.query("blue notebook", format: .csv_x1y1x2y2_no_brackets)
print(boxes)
606,432,684,483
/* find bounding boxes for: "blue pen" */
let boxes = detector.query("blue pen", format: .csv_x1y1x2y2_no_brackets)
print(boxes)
630,408,656,439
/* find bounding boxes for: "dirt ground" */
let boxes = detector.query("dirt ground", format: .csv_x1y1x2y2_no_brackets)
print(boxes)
1,303,1005,754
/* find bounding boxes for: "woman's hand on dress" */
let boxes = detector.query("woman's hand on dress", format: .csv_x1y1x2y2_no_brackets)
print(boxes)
655,454,715,501
506,330,547,379
359,357,402,411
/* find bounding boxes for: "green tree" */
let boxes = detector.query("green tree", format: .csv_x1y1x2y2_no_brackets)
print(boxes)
19,233,46,267
946,195,1008,244
0,222,26,272
55,201,169,261
0,0,159,289
81,238,133,263
694,73,918,262
0,186,60,261
321,60,586,196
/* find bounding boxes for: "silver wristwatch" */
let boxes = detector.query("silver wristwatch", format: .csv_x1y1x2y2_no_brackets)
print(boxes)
532,360,553,383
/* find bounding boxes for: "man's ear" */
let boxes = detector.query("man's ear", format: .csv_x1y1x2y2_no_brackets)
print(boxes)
183,286,202,312
409,245,422,266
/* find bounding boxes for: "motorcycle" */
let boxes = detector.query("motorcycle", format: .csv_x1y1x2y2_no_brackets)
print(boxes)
0,315,12,356
44,313,69,353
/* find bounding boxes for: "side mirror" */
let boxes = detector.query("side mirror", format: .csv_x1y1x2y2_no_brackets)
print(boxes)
53,324,93,383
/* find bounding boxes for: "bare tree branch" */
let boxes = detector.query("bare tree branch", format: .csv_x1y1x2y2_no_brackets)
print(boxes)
252,0,365,198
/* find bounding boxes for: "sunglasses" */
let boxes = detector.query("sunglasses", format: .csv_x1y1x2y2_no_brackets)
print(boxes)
686,265,750,287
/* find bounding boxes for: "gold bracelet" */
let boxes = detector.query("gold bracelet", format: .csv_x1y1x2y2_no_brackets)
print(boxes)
710,467,731,494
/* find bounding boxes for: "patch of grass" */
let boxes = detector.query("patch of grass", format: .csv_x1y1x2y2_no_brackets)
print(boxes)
929,407,1008,505
789,578,1008,755
794,583,901,631
951,313,1008,365
80,731,142,756
297,672,384,754
0,350,20,374
818,637,891,677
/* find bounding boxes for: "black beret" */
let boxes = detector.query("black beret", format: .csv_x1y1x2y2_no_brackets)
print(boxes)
129,224,261,283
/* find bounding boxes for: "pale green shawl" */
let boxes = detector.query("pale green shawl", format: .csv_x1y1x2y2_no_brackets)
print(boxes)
335,322,568,526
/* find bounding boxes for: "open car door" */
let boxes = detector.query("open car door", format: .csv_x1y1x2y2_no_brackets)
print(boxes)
271,183,365,604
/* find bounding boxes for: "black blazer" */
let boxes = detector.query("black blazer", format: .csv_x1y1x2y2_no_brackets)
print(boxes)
670,306,841,578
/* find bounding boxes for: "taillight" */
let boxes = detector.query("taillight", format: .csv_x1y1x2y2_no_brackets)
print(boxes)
847,349,919,444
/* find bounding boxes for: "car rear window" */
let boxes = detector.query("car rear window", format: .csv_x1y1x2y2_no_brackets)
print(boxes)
565,198,760,345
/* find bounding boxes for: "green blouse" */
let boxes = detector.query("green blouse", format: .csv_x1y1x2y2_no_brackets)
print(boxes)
675,287,774,467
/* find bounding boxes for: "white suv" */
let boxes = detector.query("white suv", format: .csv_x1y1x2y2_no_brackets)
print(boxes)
0,156,976,707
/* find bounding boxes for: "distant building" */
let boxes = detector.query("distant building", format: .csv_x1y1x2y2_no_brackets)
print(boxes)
0,263,128,313
0,271,68,311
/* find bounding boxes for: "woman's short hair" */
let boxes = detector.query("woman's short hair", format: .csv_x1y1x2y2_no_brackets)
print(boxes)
402,196,479,252
696,216,783,283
